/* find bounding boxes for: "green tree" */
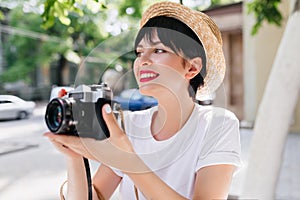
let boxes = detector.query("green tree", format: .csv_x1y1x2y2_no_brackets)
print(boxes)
1,3,109,86
247,0,283,35
1,0,148,88
41,0,146,28
2,7,50,83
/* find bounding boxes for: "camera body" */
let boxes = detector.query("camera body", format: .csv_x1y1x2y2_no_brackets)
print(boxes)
45,83,114,140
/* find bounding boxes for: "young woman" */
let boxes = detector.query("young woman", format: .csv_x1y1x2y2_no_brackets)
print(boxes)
45,2,241,200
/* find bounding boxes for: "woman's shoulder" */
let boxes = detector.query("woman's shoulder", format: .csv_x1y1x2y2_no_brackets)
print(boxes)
195,104,239,126
194,105,242,170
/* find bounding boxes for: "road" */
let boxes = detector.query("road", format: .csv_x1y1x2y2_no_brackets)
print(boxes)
0,103,67,200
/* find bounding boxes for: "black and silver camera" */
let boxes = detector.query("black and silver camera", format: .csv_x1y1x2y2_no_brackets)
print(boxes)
45,83,116,140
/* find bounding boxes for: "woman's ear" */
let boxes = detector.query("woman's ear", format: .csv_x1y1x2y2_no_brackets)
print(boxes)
185,57,202,80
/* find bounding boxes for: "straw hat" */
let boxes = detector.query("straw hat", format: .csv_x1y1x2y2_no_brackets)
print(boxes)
140,1,226,99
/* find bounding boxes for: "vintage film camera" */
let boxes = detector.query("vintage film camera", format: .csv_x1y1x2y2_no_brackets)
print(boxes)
45,83,117,140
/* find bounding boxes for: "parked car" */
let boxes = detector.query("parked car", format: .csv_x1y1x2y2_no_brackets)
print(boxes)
0,95,36,120
49,86,74,101
114,89,158,111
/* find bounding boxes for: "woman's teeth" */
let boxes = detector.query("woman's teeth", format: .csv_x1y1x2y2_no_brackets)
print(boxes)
140,73,158,78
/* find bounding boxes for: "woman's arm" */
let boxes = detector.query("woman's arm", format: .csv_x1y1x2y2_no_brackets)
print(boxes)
193,164,236,200
63,158,121,200
126,170,188,200
44,136,90,200
45,134,121,200
124,163,234,200
92,164,122,200
65,157,89,200
126,164,235,200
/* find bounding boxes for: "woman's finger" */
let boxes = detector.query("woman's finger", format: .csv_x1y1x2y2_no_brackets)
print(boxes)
102,104,124,138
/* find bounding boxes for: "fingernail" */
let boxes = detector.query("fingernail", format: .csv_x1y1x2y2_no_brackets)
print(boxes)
104,104,112,114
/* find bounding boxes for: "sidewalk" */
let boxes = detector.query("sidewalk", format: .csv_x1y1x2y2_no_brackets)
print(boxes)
229,128,300,200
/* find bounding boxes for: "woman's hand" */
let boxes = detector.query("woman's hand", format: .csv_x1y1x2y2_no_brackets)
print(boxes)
101,104,135,153
44,104,138,169
44,131,84,160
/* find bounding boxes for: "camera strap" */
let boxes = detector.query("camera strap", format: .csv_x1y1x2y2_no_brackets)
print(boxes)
82,103,124,200
83,157,93,200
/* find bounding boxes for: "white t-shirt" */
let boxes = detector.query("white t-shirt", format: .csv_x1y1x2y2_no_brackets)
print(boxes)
112,103,241,199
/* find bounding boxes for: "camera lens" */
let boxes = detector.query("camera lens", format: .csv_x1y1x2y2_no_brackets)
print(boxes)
45,98,73,133
45,99,64,132
47,101,63,131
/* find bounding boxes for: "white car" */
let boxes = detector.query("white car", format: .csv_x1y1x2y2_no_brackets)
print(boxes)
0,95,36,120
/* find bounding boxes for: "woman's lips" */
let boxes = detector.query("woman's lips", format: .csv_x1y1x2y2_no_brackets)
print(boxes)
139,70,160,82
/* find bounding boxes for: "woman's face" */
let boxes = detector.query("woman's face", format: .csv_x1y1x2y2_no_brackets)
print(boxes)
133,32,190,99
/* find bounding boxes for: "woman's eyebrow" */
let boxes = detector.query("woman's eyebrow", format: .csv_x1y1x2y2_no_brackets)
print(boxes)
137,41,163,48
150,41,162,46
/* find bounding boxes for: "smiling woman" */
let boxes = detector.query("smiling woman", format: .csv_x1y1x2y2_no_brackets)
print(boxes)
44,2,241,200
134,16,207,99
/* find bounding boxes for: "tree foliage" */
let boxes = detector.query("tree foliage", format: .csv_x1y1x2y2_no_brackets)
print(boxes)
118,0,143,18
42,0,107,29
0,0,146,87
41,0,148,29
1,5,108,84
2,8,48,83
247,0,283,35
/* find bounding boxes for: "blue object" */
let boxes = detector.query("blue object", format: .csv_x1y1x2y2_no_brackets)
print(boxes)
114,89,158,111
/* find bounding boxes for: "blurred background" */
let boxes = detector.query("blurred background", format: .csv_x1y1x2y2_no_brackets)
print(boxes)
0,0,299,199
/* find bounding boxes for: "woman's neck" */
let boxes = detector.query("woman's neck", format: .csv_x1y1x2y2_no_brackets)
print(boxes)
151,93,195,141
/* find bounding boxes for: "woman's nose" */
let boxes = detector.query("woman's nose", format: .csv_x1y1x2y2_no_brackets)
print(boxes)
139,52,152,66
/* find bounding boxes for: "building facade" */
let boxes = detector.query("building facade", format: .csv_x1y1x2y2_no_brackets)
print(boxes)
205,1,300,132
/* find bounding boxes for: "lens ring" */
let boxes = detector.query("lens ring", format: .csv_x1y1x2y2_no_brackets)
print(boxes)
45,99,65,132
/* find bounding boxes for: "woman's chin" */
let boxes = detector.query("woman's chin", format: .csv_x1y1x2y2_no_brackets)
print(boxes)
139,85,159,97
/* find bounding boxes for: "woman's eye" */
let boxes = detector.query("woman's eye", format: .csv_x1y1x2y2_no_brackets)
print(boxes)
154,48,166,54
135,50,142,57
